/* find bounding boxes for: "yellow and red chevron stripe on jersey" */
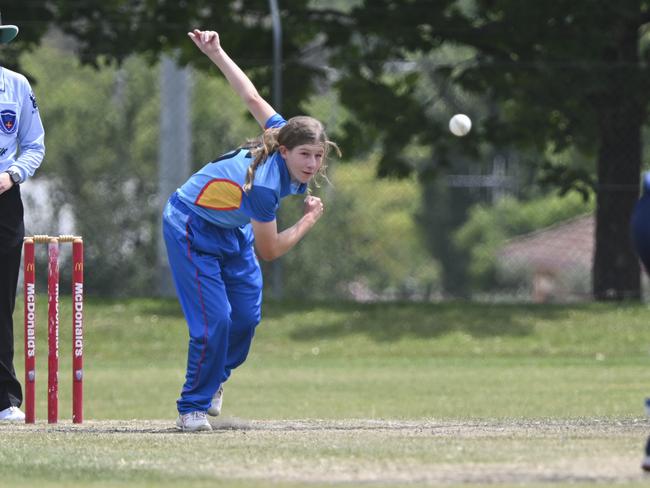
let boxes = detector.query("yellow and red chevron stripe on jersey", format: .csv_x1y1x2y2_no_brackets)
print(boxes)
195,179,242,210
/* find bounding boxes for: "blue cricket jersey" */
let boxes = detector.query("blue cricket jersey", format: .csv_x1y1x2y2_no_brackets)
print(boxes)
176,114,307,229
0,67,45,183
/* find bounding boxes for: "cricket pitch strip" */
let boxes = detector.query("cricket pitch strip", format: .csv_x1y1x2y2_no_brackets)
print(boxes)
3,418,650,485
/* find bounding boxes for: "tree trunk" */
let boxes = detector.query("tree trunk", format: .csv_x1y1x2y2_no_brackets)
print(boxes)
421,177,474,299
592,11,645,301
592,103,641,300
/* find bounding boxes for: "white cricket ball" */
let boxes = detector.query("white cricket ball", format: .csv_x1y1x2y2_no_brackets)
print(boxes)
449,114,472,137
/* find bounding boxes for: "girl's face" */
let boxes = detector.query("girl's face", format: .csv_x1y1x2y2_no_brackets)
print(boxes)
280,144,324,184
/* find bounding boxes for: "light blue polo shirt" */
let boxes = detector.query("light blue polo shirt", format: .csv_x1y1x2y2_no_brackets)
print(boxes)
0,67,45,183
177,114,307,228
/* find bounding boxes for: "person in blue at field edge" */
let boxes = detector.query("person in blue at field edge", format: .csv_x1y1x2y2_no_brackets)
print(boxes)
163,29,340,431
630,171,650,471
0,14,45,423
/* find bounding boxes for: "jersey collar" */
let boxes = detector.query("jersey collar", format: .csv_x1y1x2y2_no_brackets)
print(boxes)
275,152,307,197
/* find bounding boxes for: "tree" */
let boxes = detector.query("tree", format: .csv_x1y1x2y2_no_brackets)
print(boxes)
8,1,648,300
4,1,336,117
23,46,161,295
5,1,331,296
320,0,650,301
20,42,267,295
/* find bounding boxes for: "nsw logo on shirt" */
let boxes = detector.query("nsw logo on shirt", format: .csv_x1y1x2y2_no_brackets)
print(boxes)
0,110,17,134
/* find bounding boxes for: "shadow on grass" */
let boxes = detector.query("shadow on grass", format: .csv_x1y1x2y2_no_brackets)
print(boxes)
80,297,633,344
264,300,585,343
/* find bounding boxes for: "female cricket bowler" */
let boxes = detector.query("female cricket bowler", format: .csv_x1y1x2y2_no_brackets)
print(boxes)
163,29,339,431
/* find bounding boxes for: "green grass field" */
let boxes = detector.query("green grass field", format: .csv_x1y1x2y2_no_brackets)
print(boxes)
3,297,650,486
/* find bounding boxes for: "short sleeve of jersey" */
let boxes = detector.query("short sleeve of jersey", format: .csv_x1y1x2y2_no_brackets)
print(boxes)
243,185,278,222
265,113,287,129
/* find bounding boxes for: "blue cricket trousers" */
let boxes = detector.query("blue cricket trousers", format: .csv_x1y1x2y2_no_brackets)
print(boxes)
162,192,263,414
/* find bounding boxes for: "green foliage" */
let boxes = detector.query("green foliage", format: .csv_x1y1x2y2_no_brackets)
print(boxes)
455,192,595,288
6,0,650,299
277,157,439,300
321,0,650,186
22,43,435,298
22,45,260,295
322,0,650,298
11,1,648,192
23,47,161,294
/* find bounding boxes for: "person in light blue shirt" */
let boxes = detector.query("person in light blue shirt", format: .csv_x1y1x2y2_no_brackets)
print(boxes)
0,14,45,423
163,29,339,431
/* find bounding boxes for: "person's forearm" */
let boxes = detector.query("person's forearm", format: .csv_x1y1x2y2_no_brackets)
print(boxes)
258,215,318,261
14,143,45,183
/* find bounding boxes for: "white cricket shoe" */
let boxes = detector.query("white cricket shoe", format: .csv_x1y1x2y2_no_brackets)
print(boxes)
0,406,25,421
175,411,212,432
207,385,224,417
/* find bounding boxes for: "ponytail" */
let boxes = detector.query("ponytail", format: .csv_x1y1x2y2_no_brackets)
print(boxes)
243,128,280,192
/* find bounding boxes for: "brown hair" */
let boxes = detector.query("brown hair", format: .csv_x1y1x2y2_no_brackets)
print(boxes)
243,116,340,192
